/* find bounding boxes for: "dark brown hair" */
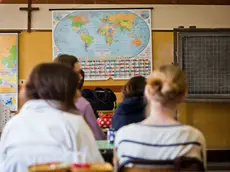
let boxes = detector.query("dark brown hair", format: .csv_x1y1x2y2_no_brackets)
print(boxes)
78,69,85,90
54,54,79,69
25,63,79,112
122,76,146,98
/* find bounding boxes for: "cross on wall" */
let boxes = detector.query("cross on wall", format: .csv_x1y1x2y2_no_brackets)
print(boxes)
19,0,40,32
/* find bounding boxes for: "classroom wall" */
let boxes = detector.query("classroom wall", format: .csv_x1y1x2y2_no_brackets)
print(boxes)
1,4,230,149
1,5,230,30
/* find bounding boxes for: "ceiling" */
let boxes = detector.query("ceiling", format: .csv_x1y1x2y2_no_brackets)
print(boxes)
1,0,230,4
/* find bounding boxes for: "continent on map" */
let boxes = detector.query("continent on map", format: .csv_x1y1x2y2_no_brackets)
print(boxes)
131,38,142,47
103,14,136,32
97,25,116,46
98,14,137,46
80,32,94,50
2,45,16,68
68,15,89,30
5,97,16,106
0,44,17,93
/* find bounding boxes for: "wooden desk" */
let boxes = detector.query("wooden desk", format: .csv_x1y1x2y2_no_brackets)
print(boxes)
96,141,114,164
96,141,114,150
29,163,113,172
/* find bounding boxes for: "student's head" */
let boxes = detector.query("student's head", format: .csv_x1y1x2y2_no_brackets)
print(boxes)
122,76,146,99
145,64,187,107
25,63,80,112
54,54,84,89
54,54,81,73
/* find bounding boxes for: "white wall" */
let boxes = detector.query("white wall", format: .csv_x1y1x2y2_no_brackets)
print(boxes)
0,4,230,30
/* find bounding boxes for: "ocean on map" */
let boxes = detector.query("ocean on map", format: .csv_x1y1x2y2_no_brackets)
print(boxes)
53,10,150,60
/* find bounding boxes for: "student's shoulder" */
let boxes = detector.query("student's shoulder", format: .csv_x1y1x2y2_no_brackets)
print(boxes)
182,125,205,141
77,97,91,106
63,111,85,124
1,113,22,132
115,124,140,138
182,125,203,135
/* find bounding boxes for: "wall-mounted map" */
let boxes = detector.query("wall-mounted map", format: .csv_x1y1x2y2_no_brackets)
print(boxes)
0,33,18,111
52,9,152,80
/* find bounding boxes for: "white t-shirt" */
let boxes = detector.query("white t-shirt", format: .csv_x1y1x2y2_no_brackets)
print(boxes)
115,123,206,167
0,100,104,172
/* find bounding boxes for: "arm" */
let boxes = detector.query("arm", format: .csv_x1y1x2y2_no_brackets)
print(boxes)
76,119,104,163
113,148,119,172
84,104,106,140
200,134,207,170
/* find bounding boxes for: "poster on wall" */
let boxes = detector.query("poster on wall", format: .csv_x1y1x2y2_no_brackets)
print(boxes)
0,33,18,111
52,9,152,80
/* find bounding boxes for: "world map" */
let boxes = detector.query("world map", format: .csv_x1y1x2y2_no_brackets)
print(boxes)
53,10,151,60
0,34,18,111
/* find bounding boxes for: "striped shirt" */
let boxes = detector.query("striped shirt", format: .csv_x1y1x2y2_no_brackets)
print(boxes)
115,123,206,167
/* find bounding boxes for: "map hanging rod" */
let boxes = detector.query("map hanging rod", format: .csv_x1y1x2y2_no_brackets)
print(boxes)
49,7,153,11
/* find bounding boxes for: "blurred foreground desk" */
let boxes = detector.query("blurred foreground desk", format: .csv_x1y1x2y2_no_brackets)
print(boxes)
96,141,114,164
29,163,112,172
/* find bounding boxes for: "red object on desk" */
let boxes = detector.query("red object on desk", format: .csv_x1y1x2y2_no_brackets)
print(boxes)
72,163,90,168
97,113,113,128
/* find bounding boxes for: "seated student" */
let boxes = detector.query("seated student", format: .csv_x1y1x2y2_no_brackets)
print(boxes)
54,55,105,140
114,65,206,168
112,76,146,131
0,63,104,172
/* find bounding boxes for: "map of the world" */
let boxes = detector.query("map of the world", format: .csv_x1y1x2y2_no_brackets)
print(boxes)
52,9,152,80
53,10,151,59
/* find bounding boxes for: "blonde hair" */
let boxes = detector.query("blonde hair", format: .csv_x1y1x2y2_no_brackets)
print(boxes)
146,64,187,104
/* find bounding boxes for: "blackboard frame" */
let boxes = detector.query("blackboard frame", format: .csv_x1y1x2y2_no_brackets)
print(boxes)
173,28,230,101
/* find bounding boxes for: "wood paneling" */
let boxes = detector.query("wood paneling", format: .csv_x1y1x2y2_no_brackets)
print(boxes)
1,0,230,4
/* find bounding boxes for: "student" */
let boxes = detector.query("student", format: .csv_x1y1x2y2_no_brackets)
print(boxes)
0,63,104,172
114,64,206,168
112,76,146,131
54,55,105,140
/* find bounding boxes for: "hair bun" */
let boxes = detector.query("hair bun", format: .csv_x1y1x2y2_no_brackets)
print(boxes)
148,78,163,93
161,82,178,100
146,65,186,104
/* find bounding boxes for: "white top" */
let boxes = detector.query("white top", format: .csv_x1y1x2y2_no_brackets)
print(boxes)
0,100,104,172
115,123,206,167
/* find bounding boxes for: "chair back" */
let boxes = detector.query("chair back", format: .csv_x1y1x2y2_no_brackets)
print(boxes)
118,157,204,172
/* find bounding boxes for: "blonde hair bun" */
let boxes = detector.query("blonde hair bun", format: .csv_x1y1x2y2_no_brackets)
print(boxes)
161,82,179,100
147,65,186,104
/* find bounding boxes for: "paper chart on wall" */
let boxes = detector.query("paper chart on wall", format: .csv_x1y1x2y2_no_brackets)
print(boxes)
52,9,152,80
0,33,18,111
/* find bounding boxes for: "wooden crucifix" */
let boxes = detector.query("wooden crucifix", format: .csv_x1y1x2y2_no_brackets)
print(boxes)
19,0,39,32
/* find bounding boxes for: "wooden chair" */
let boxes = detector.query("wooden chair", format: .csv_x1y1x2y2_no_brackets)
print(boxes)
118,157,205,172
28,163,113,172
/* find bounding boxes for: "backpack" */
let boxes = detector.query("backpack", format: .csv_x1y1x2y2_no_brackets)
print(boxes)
81,88,117,111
